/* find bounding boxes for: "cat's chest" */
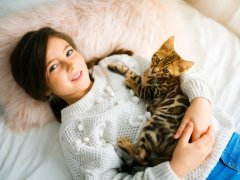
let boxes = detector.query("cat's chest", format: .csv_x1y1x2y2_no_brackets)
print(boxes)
147,79,181,99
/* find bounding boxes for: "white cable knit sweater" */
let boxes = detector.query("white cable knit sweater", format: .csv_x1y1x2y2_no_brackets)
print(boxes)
59,55,234,180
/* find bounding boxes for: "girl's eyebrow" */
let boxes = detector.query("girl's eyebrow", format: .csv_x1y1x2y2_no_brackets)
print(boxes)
46,44,70,67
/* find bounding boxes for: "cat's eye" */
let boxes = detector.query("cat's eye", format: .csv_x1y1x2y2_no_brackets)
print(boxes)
152,56,158,64
163,69,168,73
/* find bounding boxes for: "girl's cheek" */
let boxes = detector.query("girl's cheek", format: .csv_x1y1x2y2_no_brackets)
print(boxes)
48,74,58,86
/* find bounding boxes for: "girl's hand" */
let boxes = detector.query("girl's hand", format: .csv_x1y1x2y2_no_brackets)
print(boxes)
174,97,212,141
170,122,214,179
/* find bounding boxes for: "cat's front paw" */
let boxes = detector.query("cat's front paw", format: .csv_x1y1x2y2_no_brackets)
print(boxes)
124,78,135,89
118,137,134,154
114,144,134,166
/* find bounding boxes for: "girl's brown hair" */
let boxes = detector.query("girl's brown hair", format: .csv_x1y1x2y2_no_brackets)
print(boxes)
10,27,133,122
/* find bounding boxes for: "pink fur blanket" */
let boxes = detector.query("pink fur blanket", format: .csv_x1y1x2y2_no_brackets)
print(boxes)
0,0,199,131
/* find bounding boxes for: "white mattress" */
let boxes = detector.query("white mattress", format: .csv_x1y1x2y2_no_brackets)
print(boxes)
0,0,240,179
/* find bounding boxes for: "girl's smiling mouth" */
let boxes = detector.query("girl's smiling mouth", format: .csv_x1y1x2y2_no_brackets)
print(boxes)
71,71,82,81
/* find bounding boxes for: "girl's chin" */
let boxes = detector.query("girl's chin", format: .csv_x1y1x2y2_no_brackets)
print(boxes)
80,79,93,91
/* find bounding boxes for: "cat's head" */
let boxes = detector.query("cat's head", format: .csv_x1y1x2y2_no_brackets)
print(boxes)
150,36,193,78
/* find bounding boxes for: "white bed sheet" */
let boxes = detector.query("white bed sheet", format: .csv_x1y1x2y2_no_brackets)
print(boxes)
0,0,240,179
187,14,240,130
0,115,72,179
186,0,240,37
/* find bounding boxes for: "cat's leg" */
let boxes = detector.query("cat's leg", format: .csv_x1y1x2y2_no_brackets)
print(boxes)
118,137,149,165
118,120,156,165
108,63,128,75
124,77,141,97
114,144,135,166
117,137,136,160
108,62,142,97
130,118,159,165
108,63,139,79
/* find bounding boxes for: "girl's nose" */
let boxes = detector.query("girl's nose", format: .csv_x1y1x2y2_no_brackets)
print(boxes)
65,61,74,72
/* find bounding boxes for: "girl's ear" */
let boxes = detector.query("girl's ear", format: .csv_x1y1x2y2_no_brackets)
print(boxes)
45,89,52,96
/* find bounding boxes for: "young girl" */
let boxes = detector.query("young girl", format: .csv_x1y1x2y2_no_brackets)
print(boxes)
10,27,237,179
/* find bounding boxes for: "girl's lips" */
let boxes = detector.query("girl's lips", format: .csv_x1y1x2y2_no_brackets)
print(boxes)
71,71,82,81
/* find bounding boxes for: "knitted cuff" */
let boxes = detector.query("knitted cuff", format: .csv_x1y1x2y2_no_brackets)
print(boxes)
149,162,182,180
180,69,216,104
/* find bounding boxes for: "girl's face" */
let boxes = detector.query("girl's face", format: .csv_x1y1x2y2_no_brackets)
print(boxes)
45,37,92,104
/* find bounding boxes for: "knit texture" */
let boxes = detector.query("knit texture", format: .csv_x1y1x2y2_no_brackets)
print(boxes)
59,55,234,180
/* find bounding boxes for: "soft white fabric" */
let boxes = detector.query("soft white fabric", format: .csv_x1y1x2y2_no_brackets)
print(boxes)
59,55,233,180
0,0,240,179
186,0,240,37
0,116,72,180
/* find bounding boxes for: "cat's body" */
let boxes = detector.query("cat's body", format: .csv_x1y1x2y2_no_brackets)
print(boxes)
108,36,193,166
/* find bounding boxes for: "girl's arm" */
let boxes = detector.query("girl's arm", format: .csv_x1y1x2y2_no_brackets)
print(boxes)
175,65,215,141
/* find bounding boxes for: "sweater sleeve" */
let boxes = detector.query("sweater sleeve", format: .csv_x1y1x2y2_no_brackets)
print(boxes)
106,162,181,180
180,64,216,104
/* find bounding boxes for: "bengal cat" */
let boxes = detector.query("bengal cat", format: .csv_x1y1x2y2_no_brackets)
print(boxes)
108,36,193,167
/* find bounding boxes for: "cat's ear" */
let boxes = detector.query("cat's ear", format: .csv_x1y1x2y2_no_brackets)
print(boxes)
169,60,194,77
178,60,193,72
160,36,174,53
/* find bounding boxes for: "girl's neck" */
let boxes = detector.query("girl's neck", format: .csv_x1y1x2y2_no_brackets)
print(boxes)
65,79,94,105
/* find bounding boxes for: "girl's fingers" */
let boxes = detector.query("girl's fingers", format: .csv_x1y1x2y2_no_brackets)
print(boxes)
198,125,214,145
179,122,193,144
174,119,188,139
195,125,214,155
191,130,201,142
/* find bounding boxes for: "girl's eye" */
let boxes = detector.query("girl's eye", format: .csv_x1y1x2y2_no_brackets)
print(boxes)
49,64,58,72
66,49,73,57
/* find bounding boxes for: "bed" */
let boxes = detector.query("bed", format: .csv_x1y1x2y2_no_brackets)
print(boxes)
0,0,240,179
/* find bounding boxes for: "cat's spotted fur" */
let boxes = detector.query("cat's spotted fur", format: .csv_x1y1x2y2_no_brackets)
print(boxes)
108,36,193,166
